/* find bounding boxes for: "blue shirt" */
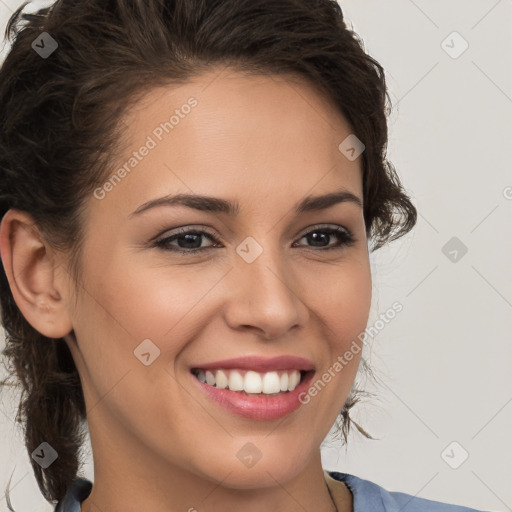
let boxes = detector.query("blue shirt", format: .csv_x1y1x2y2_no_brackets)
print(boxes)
55,471,489,511
325,471,489,511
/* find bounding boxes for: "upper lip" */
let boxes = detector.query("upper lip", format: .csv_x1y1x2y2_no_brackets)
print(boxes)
191,355,315,373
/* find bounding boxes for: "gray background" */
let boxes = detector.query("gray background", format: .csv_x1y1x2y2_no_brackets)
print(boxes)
0,0,511,511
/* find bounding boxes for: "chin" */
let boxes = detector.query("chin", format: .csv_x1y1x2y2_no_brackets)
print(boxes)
190,440,311,490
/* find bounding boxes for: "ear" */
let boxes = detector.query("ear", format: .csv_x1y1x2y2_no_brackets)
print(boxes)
0,209,74,339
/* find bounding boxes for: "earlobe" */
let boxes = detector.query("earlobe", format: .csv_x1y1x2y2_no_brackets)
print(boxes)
0,209,74,339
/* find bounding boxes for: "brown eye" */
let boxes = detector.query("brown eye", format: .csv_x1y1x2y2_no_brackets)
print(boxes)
294,226,355,250
153,228,219,253
152,225,355,255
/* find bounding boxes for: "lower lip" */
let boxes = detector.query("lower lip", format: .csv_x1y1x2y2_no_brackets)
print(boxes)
191,371,315,420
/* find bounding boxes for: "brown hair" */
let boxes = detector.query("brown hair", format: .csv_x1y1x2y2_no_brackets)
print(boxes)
0,0,417,507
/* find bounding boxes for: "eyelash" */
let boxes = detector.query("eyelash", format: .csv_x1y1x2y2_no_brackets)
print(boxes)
152,224,356,254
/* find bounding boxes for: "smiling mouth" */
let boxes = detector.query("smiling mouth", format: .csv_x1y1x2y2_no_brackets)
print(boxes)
191,368,310,395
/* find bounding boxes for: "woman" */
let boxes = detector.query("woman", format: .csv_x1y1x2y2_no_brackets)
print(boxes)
0,1,489,511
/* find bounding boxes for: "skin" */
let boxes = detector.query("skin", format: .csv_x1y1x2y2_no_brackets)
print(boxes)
0,67,372,512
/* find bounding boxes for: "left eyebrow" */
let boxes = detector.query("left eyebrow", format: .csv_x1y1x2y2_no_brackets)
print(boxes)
296,190,363,213
129,188,363,218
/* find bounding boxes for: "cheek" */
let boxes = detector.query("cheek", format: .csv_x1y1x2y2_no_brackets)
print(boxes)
86,259,208,346
71,258,227,420
81,248,372,394
285,253,370,364
306,256,371,396
69,265,203,446
303,255,372,344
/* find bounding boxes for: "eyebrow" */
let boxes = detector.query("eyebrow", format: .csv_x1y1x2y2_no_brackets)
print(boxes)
129,189,363,217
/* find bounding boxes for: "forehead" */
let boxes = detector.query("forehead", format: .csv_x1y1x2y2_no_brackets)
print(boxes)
121,67,358,160
95,68,363,221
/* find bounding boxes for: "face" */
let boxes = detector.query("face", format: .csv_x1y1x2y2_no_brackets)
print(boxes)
59,68,372,488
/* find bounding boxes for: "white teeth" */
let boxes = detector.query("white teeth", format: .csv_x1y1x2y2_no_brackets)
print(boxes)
205,370,215,386
228,371,244,391
194,368,304,394
244,371,262,393
280,372,289,391
262,371,281,394
215,369,228,389
288,370,300,391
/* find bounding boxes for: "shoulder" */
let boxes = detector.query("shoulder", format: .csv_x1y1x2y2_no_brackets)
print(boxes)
325,471,490,512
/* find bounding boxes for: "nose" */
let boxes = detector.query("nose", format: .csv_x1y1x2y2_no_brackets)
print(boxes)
223,245,309,340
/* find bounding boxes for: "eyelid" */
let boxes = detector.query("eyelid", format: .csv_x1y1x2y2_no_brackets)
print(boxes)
154,223,353,242
150,224,217,244
151,223,356,255
297,223,352,238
